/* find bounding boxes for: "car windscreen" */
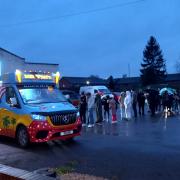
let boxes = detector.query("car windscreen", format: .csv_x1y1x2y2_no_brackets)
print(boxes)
18,86,67,104
98,89,111,94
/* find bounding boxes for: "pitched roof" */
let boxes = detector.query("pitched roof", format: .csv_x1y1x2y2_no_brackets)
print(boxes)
0,47,25,60
26,62,59,66
115,77,140,84
61,76,106,85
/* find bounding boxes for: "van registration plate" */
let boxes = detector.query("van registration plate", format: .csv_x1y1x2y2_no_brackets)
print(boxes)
60,130,73,136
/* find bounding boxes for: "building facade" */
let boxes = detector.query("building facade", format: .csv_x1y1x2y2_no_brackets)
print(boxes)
114,74,180,91
59,76,107,92
0,47,59,76
60,74,180,92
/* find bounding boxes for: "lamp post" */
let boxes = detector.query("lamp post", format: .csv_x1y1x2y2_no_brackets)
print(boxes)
86,80,90,85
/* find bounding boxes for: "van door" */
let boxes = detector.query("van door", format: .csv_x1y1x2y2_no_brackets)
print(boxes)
0,86,21,137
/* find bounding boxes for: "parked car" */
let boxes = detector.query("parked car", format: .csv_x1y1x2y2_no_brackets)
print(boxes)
112,92,121,101
61,90,80,108
79,85,113,99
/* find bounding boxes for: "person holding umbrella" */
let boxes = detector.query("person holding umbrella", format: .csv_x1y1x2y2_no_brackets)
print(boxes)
161,88,176,113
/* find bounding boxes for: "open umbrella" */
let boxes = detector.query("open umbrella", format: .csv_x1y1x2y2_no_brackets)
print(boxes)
159,87,176,95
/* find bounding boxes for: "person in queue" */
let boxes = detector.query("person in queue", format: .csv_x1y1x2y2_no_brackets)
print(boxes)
86,92,95,128
124,91,132,120
94,90,103,125
79,92,87,127
102,95,110,122
119,92,126,120
131,90,138,118
137,89,145,116
109,96,117,123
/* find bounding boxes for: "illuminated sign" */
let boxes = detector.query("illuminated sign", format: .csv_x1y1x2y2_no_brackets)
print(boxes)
23,74,53,80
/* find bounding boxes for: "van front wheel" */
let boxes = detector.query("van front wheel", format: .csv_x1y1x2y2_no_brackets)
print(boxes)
16,126,29,148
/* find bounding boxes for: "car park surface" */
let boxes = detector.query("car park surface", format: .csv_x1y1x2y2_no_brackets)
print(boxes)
0,113,180,180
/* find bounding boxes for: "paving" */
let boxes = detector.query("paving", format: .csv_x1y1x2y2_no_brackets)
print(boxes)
0,112,180,180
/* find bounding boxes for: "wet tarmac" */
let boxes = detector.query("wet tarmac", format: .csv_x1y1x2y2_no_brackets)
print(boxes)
0,112,180,180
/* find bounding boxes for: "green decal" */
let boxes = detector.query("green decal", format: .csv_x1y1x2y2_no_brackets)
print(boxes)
11,118,16,128
2,116,11,129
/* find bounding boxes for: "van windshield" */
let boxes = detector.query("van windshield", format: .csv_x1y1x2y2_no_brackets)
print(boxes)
18,86,67,104
98,89,111,94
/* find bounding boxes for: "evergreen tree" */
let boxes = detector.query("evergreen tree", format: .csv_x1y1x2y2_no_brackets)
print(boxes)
107,76,115,91
140,36,166,86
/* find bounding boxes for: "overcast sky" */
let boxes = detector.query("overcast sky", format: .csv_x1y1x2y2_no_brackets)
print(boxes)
0,0,179,78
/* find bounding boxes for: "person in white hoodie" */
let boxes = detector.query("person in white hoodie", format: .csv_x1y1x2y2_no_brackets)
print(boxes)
124,91,132,120
86,92,95,128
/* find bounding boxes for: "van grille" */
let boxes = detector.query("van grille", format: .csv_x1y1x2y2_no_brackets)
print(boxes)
49,112,77,126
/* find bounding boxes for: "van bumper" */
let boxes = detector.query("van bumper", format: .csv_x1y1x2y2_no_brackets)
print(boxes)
27,120,82,143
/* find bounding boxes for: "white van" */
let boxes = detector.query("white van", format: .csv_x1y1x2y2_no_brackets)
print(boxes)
79,86,113,98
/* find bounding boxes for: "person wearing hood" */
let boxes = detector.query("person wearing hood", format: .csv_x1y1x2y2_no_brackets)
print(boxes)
124,91,132,120
109,97,117,123
94,90,103,124
79,92,87,126
148,89,157,116
119,92,126,120
102,95,110,122
86,92,95,128
132,90,138,118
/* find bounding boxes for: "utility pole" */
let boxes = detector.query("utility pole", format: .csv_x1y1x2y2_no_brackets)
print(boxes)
128,63,131,77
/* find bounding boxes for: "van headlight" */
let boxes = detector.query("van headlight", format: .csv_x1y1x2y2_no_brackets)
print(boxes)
31,114,47,121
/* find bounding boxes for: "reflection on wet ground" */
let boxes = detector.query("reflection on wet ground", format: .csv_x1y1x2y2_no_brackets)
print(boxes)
82,111,180,139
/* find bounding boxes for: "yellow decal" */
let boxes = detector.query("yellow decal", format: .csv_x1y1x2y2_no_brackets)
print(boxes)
16,69,22,83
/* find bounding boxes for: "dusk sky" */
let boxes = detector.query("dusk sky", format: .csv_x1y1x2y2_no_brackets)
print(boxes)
0,0,179,78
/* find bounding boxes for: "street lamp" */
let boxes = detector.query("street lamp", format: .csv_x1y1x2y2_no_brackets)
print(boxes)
86,80,90,85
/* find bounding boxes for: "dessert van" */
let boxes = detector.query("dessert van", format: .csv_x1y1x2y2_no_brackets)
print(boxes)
0,70,82,147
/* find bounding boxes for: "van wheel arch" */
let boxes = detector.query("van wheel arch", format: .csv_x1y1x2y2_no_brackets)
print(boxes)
16,124,29,148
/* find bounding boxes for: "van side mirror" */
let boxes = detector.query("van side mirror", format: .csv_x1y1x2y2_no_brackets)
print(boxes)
10,97,18,107
65,94,70,99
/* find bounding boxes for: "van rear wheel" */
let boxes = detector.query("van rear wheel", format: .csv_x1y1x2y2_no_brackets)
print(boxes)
16,126,29,148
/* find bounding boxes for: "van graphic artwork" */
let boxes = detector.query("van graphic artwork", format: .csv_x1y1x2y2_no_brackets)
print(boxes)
0,70,82,147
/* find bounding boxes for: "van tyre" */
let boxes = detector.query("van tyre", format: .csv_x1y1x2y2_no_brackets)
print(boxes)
16,126,29,148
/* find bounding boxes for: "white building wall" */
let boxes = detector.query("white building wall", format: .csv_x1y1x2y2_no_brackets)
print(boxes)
0,48,59,76
0,48,25,75
24,63,59,73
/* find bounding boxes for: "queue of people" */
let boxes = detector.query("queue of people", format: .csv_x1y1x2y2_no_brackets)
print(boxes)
79,89,180,128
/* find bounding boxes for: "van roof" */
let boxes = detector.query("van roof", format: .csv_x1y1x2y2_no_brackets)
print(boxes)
80,85,108,89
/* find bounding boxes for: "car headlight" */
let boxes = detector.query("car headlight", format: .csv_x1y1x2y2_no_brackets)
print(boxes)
31,114,47,121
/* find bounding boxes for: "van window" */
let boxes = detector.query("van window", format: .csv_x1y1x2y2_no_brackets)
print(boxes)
18,87,67,104
6,87,18,105
98,89,111,94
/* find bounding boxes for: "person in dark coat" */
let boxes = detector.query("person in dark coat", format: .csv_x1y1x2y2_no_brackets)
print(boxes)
162,91,169,111
79,92,87,126
94,90,103,124
132,90,138,118
155,93,161,112
102,95,110,122
148,89,157,116
137,90,145,115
